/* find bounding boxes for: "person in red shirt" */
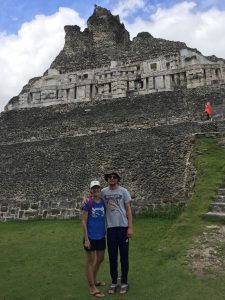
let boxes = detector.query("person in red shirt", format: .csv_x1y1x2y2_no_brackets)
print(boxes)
204,101,212,121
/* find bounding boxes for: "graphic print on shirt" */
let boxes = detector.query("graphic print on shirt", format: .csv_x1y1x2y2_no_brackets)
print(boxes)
104,194,122,211
91,206,105,218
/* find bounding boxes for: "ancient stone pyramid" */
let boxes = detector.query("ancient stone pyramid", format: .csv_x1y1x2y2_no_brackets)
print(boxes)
0,5,224,221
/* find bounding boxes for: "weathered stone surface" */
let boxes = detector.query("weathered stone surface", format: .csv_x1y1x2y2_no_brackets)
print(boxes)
1,206,8,212
5,6,225,111
0,84,224,221
1,6,225,221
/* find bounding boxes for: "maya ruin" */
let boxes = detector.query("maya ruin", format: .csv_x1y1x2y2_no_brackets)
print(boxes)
1,5,225,221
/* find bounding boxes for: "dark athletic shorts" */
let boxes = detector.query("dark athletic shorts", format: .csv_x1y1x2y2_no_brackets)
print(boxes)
83,237,106,252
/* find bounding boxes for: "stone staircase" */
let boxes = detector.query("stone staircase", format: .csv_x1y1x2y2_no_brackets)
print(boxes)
204,130,225,219
205,188,225,218
216,120,225,132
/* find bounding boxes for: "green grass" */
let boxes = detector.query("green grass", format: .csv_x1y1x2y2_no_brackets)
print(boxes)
1,137,225,300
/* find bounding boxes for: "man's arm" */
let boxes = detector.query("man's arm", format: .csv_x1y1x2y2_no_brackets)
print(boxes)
82,191,89,205
125,202,133,238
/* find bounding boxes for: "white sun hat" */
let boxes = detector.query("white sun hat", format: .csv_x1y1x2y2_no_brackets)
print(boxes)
90,180,101,188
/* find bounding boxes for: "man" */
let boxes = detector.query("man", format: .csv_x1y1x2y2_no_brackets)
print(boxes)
101,171,133,295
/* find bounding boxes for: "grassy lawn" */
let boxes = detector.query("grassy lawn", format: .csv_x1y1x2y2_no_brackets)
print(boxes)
1,136,225,300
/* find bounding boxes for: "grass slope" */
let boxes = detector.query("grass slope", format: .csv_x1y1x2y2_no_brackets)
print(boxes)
1,137,225,300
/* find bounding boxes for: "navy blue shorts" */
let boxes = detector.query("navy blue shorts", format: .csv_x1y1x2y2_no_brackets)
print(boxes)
83,237,106,252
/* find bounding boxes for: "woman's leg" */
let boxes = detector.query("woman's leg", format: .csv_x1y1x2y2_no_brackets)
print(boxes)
85,251,99,294
93,250,105,284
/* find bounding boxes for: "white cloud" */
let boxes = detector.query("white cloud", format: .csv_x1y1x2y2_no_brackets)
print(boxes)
112,0,146,18
124,1,225,58
0,7,85,112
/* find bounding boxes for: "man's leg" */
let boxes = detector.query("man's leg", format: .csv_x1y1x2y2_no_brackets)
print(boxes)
118,227,129,285
107,227,119,284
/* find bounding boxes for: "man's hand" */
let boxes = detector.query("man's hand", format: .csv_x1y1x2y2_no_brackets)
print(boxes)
82,191,89,205
127,227,133,238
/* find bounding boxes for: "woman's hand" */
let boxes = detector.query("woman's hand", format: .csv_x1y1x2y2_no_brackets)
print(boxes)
84,238,91,249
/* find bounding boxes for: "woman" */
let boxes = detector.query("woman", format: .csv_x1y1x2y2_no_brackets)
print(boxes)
82,180,106,298
204,101,212,120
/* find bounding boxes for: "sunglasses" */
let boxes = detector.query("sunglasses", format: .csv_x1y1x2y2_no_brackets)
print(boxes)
108,175,117,179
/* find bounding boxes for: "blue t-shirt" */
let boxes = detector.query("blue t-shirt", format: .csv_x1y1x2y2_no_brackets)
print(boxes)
82,198,105,240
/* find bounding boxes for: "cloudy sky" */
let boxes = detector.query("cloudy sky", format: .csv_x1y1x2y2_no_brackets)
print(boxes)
0,0,225,112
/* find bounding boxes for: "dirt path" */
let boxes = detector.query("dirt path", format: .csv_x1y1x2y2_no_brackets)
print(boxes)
188,224,225,276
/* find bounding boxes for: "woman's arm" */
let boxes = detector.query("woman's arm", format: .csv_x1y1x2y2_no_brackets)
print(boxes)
82,210,91,249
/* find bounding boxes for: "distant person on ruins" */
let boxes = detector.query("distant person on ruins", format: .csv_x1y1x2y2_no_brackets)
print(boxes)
101,171,133,295
82,180,106,298
204,101,212,121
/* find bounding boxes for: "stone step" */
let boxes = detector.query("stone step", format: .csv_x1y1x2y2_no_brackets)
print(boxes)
215,195,225,202
205,211,225,219
210,202,225,213
217,189,225,196
217,124,225,129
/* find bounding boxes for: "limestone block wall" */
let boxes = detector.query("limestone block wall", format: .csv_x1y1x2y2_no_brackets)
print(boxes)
0,125,194,221
1,87,219,145
0,86,223,221
5,49,225,111
6,51,225,110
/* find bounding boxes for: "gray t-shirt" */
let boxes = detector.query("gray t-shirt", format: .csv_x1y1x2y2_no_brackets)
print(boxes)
101,185,132,228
